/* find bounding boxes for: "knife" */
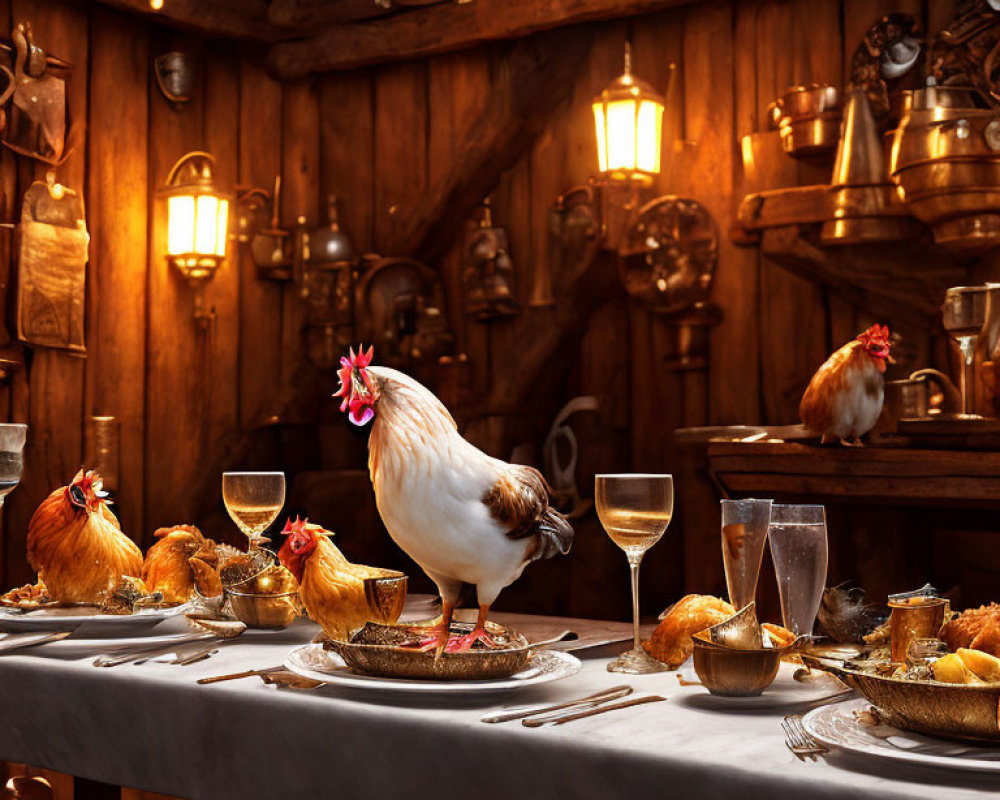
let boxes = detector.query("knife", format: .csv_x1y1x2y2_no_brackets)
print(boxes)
0,630,73,652
480,685,633,724
522,694,666,727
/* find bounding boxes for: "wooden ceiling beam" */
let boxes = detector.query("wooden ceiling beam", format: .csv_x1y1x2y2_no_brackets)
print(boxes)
267,0,394,28
393,26,593,263
267,0,696,77
92,0,289,42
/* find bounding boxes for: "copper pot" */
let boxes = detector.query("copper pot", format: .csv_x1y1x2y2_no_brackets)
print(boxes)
890,85,1000,251
767,84,841,157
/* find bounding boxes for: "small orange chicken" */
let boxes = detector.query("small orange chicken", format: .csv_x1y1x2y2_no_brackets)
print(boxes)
277,517,400,640
800,324,893,446
143,524,220,604
27,470,143,604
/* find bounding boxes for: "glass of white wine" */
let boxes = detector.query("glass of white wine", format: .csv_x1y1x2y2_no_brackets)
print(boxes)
596,473,674,674
222,471,286,550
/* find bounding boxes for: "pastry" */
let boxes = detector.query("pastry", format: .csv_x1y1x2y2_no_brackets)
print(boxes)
644,594,735,667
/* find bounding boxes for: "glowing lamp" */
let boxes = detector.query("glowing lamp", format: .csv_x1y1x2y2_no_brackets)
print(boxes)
162,151,230,281
160,151,231,324
592,43,665,183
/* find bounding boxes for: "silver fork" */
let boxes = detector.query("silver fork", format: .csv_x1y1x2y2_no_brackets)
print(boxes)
781,715,827,761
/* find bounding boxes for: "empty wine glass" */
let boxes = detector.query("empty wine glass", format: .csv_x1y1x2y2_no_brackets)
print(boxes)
720,499,772,609
0,424,26,509
767,504,828,637
222,472,286,550
596,473,674,674
942,285,990,416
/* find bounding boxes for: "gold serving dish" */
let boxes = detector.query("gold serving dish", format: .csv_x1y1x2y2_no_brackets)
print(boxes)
227,564,301,629
691,633,797,697
325,621,533,680
803,655,1000,742
227,587,300,629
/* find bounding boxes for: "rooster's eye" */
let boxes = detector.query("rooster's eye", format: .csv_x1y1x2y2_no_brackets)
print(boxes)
69,485,87,508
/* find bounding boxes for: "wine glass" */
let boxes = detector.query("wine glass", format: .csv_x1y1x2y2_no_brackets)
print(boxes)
720,498,772,609
222,472,286,550
0,424,26,509
942,285,990,416
595,473,674,674
767,504,828,637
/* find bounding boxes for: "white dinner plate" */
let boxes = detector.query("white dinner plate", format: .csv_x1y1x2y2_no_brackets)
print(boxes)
285,643,582,694
0,604,189,635
804,698,1000,773
678,660,854,710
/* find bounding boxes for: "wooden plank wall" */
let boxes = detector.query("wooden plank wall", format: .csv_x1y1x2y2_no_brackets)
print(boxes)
0,0,963,616
0,0,318,586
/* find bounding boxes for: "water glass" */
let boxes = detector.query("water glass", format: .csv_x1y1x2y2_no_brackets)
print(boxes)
767,504,828,637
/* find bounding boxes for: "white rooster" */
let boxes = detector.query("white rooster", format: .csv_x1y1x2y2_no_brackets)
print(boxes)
335,346,573,651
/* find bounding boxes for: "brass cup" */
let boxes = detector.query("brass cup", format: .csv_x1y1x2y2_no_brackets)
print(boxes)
691,634,784,697
362,573,408,624
888,597,947,664
227,589,301,629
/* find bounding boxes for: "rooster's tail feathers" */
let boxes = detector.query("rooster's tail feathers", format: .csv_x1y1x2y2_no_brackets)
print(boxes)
533,507,574,561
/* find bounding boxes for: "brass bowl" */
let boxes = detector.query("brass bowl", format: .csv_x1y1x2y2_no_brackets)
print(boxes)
227,589,300,629
802,656,1000,742
691,635,789,697
326,621,532,680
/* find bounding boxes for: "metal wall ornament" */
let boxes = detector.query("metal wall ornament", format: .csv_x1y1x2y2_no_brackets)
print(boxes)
618,196,717,314
17,177,89,352
354,256,455,376
4,22,72,165
462,199,520,321
154,51,196,107
850,13,925,124
932,0,1000,105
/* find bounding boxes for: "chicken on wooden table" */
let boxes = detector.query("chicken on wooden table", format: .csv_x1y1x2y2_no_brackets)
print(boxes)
800,324,894,446
335,346,573,652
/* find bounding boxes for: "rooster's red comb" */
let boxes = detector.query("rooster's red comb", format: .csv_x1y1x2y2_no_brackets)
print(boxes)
334,344,374,401
856,324,890,347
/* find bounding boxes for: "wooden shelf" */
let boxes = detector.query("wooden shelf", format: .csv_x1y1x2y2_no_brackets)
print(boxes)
707,441,1000,508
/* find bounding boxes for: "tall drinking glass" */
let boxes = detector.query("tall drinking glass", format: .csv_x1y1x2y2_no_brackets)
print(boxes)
0,424,26,509
720,499,772,609
942,285,989,416
596,474,674,674
222,472,286,550
767,504,828,637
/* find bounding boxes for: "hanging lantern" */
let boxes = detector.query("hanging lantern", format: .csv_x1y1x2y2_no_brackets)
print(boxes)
161,151,230,284
592,43,665,182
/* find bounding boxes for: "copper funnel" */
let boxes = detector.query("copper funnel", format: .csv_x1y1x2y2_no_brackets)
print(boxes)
831,87,886,188
822,87,920,245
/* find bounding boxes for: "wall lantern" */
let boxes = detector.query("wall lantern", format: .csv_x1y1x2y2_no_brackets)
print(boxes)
592,42,665,183
160,151,231,325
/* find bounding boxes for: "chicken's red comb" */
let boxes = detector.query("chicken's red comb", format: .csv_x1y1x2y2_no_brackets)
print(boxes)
281,516,311,537
856,324,891,348
334,344,374,402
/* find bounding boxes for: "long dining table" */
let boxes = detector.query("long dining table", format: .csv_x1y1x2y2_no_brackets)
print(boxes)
0,604,997,800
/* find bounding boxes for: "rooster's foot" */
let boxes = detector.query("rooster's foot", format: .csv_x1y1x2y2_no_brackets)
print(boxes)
445,627,496,652
839,437,865,447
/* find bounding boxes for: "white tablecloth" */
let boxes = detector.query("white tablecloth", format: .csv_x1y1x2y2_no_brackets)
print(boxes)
0,613,996,800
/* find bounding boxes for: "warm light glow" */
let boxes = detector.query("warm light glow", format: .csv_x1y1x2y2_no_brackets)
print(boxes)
594,106,608,173
149,0,164,9
636,100,663,173
215,199,229,257
167,195,196,255
591,46,666,181
194,195,220,254
606,99,638,172
167,193,229,261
